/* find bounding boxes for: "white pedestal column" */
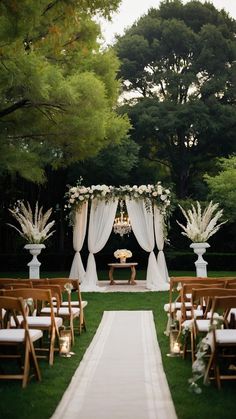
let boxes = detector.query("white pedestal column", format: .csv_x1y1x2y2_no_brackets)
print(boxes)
24,244,45,279
190,242,210,278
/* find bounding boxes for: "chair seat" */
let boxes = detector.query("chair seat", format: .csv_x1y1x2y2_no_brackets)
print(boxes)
216,329,236,344
0,329,43,343
164,301,192,312
176,308,203,321
61,300,88,308
41,307,80,317
196,319,211,332
185,309,203,318
11,315,63,328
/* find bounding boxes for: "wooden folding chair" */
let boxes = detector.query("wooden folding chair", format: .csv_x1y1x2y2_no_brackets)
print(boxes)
48,278,87,334
189,287,236,362
2,288,63,366
204,295,236,389
167,277,226,321
0,295,42,388
179,283,216,362
32,283,81,344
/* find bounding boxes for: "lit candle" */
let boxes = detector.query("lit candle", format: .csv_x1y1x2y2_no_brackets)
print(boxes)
173,342,180,354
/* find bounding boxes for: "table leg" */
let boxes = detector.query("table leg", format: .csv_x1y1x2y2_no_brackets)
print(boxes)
109,267,116,285
129,266,137,285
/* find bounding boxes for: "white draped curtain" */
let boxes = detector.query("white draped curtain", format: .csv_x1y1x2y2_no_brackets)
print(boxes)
81,198,118,291
69,196,170,291
154,205,169,290
69,201,88,282
125,198,162,291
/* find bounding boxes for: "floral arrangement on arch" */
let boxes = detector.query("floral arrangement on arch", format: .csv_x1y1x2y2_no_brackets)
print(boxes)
176,201,227,243
8,201,55,244
114,249,132,259
65,178,171,220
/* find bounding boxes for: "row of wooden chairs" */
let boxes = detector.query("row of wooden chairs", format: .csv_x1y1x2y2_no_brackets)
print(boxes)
0,277,87,388
164,277,236,389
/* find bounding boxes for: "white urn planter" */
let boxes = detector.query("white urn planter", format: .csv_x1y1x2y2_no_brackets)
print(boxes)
24,243,45,279
190,242,210,278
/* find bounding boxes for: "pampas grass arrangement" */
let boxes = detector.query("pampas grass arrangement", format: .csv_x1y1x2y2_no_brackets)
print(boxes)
8,201,55,244
177,201,227,243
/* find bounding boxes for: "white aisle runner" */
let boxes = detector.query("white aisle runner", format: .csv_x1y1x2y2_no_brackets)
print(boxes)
51,311,177,419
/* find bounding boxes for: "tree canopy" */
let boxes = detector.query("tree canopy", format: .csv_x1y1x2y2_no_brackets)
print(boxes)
204,155,236,222
0,0,129,182
116,0,236,198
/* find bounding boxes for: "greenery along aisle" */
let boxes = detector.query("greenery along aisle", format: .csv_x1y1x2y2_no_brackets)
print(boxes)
0,292,235,419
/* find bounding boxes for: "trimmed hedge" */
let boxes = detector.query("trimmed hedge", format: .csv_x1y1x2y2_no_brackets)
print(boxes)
0,250,235,272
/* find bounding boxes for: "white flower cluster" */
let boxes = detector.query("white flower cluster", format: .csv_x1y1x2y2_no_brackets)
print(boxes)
66,182,171,213
114,249,132,259
64,282,74,294
8,201,55,244
67,184,114,206
177,201,227,243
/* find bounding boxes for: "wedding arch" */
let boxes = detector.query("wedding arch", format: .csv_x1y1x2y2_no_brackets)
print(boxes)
66,183,171,291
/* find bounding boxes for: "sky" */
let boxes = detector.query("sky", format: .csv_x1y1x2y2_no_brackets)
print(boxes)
100,0,236,45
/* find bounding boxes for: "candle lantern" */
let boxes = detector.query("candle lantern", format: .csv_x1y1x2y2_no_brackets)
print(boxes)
59,328,72,357
167,327,181,357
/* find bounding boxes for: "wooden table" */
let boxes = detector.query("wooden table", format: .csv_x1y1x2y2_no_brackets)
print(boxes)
108,262,138,285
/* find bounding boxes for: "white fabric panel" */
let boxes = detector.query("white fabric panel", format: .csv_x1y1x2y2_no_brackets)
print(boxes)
126,199,157,290
69,202,88,281
126,199,169,291
82,198,118,291
154,205,169,288
126,198,154,251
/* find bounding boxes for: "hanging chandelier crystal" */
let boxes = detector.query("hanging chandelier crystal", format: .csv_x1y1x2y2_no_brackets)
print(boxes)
113,200,132,237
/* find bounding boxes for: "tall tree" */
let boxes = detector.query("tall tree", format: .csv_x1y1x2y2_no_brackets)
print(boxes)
116,0,236,198
0,0,129,182
204,155,236,222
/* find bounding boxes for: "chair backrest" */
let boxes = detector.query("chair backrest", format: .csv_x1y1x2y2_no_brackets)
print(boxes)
226,282,236,289
31,279,49,285
0,282,33,289
0,279,26,288
1,288,56,318
210,296,236,324
47,278,82,308
31,284,62,310
0,295,28,329
47,278,78,290
192,287,236,317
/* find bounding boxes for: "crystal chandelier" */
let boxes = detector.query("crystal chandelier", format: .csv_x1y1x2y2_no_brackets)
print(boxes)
113,200,132,237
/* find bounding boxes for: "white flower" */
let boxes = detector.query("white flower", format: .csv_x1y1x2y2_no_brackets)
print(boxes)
70,187,77,193
157,185,163,195
160,194,167,201
64,282,73,294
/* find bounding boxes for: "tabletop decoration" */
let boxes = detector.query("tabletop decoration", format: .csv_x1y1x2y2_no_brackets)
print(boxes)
114,249,132,263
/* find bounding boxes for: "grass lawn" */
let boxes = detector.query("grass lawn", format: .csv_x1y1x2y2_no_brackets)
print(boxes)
0,272,235,419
